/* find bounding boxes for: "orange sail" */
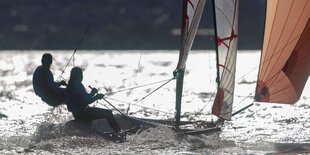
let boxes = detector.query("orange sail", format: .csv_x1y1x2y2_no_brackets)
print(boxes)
255,0,310,104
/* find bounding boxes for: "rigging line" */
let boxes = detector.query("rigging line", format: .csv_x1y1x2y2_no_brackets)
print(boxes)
233,36,308,112
57,23,92,82
137,78,175,102
89,85,127,117
126,50,144,114
102,98,129,119
56,6,102,82
104,97,174,115
267,14,310,90
105,78,173,95
235,65,259,82
207,50,214,115
234,30,304,85
129,50,144,94
231,102,253,117
232,90,255,111
256,32,310,93
220,90,255,117
194,87,217,116
93,100,110,109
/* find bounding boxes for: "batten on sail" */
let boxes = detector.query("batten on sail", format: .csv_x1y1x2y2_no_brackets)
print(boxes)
255,0,310,104
212,0,239,120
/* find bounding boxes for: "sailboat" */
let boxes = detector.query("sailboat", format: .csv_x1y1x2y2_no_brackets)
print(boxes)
63,0,240,138
101,0,238,135
166,0,239,134
121,0,310,135
85,0,310,140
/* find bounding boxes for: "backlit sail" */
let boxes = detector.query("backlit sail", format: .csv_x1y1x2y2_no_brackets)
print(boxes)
212,0,239,120
176,0,206,69
175,0,206,127
255,0,310,104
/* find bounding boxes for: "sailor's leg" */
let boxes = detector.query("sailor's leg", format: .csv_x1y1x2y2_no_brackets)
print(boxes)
83,107,121,132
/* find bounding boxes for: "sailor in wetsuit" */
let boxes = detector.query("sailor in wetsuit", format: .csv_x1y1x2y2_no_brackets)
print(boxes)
32,53,67,106
66,67,121,132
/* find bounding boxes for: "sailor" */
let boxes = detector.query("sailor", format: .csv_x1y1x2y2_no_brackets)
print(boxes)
32,53,67,106
66,67,121,133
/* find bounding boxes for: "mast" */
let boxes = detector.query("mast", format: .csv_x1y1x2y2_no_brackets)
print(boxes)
175,69,184,128
175,0,187,129
212,0,220,88
175,0,206,128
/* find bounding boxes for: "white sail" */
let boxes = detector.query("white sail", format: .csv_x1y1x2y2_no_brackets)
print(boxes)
212,0,239,120
176,0,206,70
175,0,206,127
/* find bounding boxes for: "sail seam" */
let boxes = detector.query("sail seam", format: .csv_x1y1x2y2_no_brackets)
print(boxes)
261,0,280,80
266,0,308,90
267,23,310,92
257,33,304,90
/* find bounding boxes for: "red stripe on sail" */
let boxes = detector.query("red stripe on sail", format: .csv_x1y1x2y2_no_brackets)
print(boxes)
219,64,225,68
217,37,229,47
217,32,238,48
187,0,195,9
212,88,224,119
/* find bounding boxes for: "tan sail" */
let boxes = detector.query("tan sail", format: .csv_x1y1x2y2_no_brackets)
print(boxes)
255,0,310,104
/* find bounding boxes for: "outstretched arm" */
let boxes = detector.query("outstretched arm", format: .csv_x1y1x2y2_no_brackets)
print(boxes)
78,85,104,105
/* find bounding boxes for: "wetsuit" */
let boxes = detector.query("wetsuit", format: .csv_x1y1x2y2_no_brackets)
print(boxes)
66,80,121,132
32,66,66,106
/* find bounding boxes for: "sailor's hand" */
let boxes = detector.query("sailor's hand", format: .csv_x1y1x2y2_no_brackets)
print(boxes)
91,88,98,94
59,80,67,86
96,93,104,100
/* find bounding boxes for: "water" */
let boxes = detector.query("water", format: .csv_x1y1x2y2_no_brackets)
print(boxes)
0,50,309,154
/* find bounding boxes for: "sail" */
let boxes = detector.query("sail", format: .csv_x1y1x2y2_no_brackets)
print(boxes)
212,0,239,120
175,0,206,127
255,0,310,104
176,0,206,70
